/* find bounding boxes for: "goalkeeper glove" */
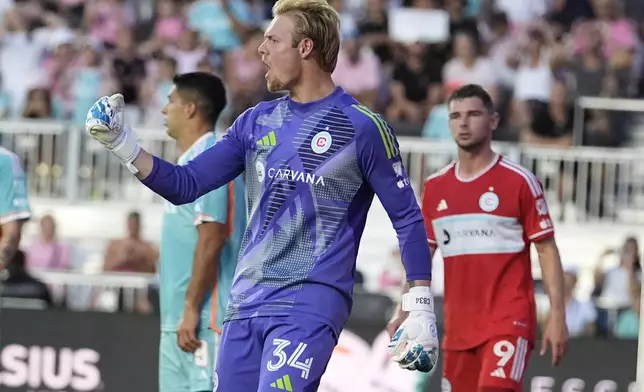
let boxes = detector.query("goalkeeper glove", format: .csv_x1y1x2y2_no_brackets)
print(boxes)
388,286,440,373
85,94,141,173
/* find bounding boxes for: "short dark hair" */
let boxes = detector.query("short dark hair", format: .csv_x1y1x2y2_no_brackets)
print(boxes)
447,84,495,113
172,72,227,126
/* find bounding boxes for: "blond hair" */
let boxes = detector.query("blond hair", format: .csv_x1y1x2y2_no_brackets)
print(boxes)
272,0,341,73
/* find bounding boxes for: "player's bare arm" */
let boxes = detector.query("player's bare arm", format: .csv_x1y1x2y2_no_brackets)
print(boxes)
0,220,23,270
534,237,568,366
178,221,227,353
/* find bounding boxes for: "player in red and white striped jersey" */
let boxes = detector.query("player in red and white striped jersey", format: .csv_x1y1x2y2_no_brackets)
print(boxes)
402,84,567,391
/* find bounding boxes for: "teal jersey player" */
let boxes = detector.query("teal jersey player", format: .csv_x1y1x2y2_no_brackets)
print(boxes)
0,147,31,228
159,131,246,331
0,146,31,273
158,132,246,392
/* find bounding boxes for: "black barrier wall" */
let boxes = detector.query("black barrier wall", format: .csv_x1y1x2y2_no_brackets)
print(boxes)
0,305,637,392
0,309,159,392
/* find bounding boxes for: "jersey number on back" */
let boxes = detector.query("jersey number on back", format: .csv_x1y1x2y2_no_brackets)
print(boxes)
266,338,314,380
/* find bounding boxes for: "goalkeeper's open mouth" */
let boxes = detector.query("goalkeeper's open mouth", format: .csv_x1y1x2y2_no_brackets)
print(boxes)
262,57,272,79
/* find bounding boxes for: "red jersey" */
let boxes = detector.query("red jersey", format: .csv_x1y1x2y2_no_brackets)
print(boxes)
422,155,554,351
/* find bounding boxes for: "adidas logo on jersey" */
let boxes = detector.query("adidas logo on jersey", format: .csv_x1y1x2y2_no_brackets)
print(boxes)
257,130,278,146
490,367,506,379
270,374,293,391
437,199,448,211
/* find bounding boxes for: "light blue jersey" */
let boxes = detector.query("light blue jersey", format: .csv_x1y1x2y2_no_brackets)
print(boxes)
159,132,246,333
0,147,31,226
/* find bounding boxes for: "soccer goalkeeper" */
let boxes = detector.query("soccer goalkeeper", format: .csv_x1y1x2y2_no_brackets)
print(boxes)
155,72,245,392
84,0,438,390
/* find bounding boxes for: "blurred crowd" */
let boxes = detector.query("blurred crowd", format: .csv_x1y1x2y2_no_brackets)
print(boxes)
545,236,643,340
0,0,271,128
0,0,643,147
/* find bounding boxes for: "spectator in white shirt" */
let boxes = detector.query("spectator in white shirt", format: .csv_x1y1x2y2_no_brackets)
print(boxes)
512,28,553,104
563,270,597,337
0,8,48,118
508,28,566,145
495,0,549,30
593,237,642,311
538,269,597,337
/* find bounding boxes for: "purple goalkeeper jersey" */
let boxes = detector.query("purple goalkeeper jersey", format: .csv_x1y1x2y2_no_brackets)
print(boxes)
142,87,431,334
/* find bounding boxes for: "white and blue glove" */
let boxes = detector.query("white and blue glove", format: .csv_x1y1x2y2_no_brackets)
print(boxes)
85,94,141,173
388,286,440,373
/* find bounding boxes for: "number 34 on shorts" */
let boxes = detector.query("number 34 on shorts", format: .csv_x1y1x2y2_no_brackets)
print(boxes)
266,338,314,380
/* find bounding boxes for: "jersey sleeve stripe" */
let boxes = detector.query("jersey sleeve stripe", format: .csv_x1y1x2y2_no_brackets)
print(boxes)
499,160,542,197
528,228,554,240
377,115,399,156
365,104,398,156
384,122,399,156
427,238,436,244
500,158,542,195
352,104,395,159
424,162,456,183
356,104,398,156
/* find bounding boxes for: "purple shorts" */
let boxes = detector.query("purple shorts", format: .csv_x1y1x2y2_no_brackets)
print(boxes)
214,316,337,392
